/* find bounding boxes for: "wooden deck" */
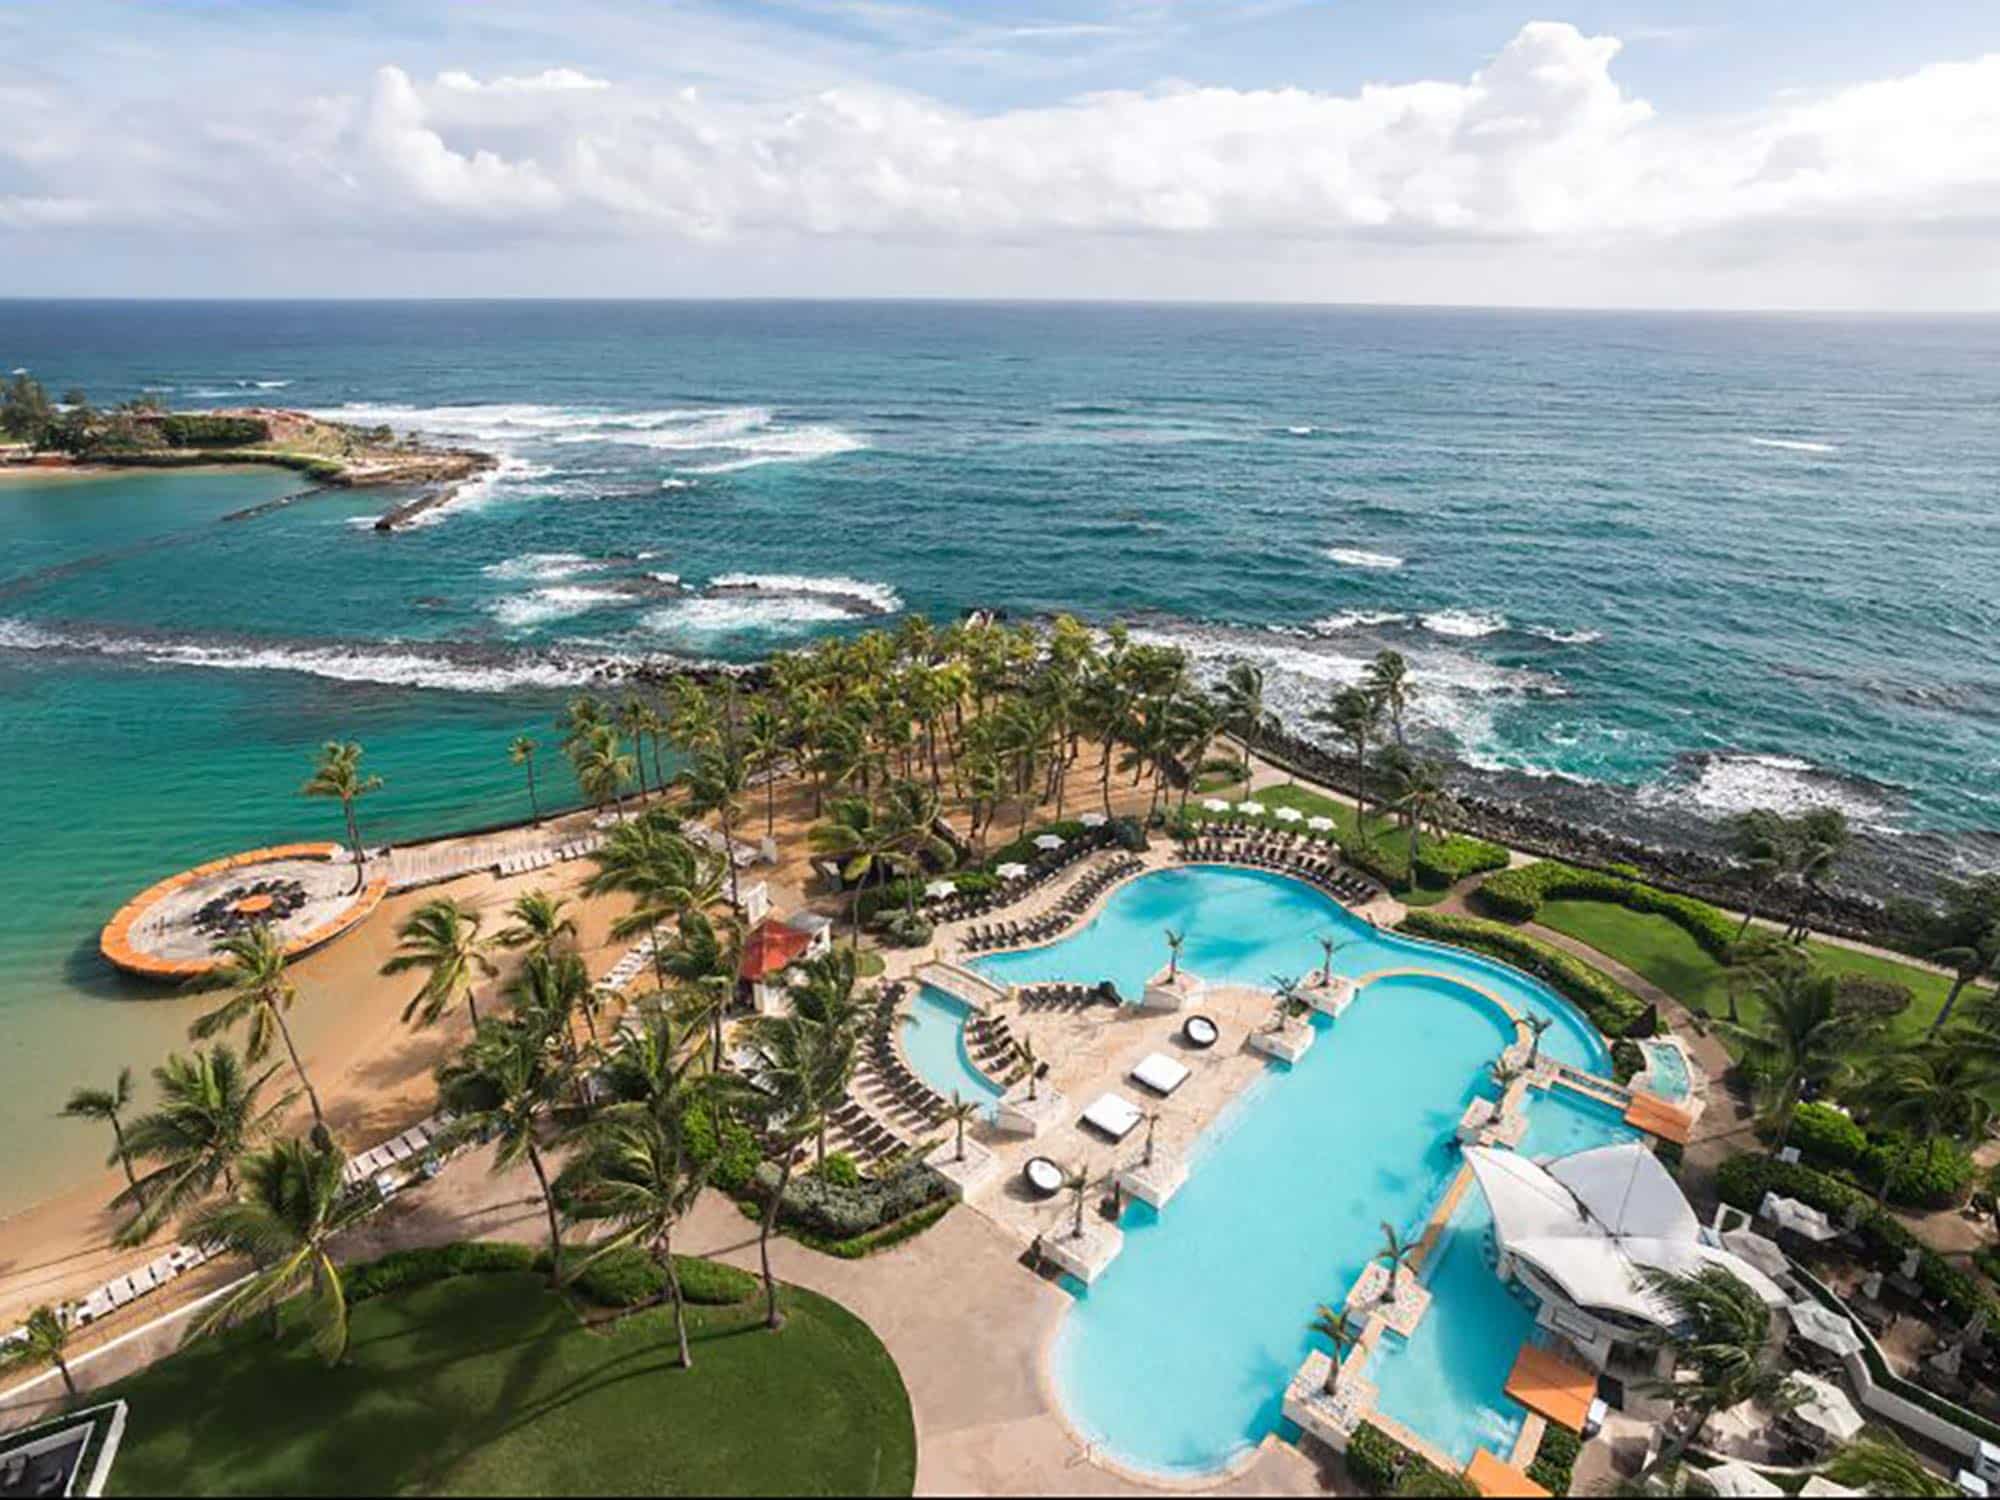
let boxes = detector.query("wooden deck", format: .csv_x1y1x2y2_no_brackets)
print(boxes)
1502,1343,1597,1433
1624,1091,1695,1144
1467,1447,1550,1497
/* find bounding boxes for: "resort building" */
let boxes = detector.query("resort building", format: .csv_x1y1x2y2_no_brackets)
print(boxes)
739,908,833,1015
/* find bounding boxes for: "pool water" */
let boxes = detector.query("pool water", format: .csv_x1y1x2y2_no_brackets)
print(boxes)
1637,1040,1693,1101
959,866,1619,1476
1516,1085,1641,1160
901,988,1008,1115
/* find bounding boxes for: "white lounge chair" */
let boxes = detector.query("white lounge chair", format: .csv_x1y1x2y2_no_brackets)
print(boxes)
1081,1092,1143,1141
1130,1053,1190,1096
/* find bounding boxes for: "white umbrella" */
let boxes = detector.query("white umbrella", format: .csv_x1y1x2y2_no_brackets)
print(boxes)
1790,1373,1865,1443
1789,1300,1864,1359
1237,800,1267,816
1078,812,1107,828
1306,815,1336,832
1721,1227,1791,1282
1274,806,1304,823
1760,1192,1837,1242
995,862,1029,879
1033,834,1065,851
1201,798,1231,813
1698,1459,1785,1497
925,879,959,900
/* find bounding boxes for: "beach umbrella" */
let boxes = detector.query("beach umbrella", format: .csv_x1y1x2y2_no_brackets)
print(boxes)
1078,812,1107,828
1201,798,1231,813
996,862,1029,880
925,879,959,900
1274,807,1303,824
1789,1300,1864,1360
1790,1374,1864,1443
1237,801,1266,816
1699,1459,1784,1497
1759,1192,1837,1241
1306,816,1336,832
1720,1228,1791,1282
1033,834,1065,851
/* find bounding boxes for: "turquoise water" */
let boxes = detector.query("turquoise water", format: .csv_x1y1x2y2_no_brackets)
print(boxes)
972,866,1614,1474
901,988,1007,1116
1637,1041,1693,1102
973,866,1609,1074
1516,1086,1641,1159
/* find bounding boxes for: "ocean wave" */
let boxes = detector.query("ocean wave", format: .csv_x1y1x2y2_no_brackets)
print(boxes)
481,552,607,582
1638,752,1893,822
706,573,902,614
1325,547,1405,571
1523,625,1603,645
660,478,695,490
0,618,601,693
1311,610,1407,633
1283,425,1319,437
673,426,868,475
1746,437,1838,454
644,596,862,638
1420,609,1507,639
488,586,629,629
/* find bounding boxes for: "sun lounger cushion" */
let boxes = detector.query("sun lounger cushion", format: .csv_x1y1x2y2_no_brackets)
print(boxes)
1082,1092,1143,1141
1130,1053,1190,1096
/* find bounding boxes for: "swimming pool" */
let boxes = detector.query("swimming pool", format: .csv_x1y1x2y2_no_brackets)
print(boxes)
1636,1039,1693,1101
1516,1085,1640,1160
970,866,1620,1476
901,987,1008,1116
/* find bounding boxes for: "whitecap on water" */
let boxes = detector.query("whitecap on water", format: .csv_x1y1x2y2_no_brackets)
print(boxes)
1324,547,1404,570
1746,437,1838,455
488,587,629,629
1311,611,1407,632
1639,752,1892,823
481,552,606,582
706,573,902,614
1420,609,1507,639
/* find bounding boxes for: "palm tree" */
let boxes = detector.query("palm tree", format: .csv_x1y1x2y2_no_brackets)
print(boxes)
738,1009,849,1328
195,925,328,1141
1363,650,1414,747
557,1104,713,1367
943,1090,978,1161
1637,1265,1801,1479
1389,757,1460,873
435,1020,571,1286
0,1306,78,1398
1852,1040,2000,1205
1717,958,1867,1141
1728,810,1789,940
1216,662,1277,769
1307,1303,1361,1396
810,794,901,947
302,740,382,894
1064,1160,1095,1239
680,743,751,908
1164,928,1186,984
658,908,743,1065
571,724,635,819
1376,1221,1416,1302
1313,685,1381,818
1266,973,1304,1031
586,808,724,987
183,1137,372,1365
742,696,788,839
1786,808,1850,942
1929,938,1999,1038
380,897,496,1030
62,1066,143,1208
1316,933,1344,987
495,889,577,962
1718,933,1785,1025
1523,1014,1554,1070
117,1046,294,1244
1019,1032,1040,1101
509,734,543,824
1821,1433,1957,1497
510,948,601,1061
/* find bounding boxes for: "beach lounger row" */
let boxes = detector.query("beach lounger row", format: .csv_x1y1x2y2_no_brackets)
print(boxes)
858,1019,949,1128
1015,981,1121,1012
1179,833,1379,905
923,829,1126,923
495,834,605,880
594,934,658,994
956,853,1143,950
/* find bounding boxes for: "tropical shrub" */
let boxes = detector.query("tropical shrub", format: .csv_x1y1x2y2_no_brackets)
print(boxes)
684,1105,761,1194
1789,1102,1870,1170
878,910,934,948
1475,861,1739,959
1344,1423,1405,1494
1398,909,1644,1038
814,1152,862,1188
1339,832,1412,892
1527,1425,1581,1494
565,1246,755,1307
341,1241,536,1302
754,1158,950,1242
1109,815,1148,852
1864,1136,1975,1209
1611,1038,1645,1085
1412,835,1510,889
160,414,270,447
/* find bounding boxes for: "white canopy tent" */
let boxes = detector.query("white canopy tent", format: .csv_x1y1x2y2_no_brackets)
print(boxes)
1788,1300,1864,1359
995,862,1029,880
925,879,959,900
1201,798,1231,813
1078,812,1107,828
1696,1459,1785,1497
1237,801,1267,816
1306,815,1336,832
1760,1192,1839,1242
1033,834,1066,851
1789,1373,1865,1444
1464,1144,1788,1330
1274,806,1304,823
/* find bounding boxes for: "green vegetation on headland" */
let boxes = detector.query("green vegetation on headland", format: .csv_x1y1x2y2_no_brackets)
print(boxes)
98,1266,916,1497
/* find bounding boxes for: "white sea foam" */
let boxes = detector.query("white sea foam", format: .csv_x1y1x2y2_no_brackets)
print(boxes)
648,572,683,587
489,586,628,629
1311,610,1407,632
1421,609,1508,639
0,618,592,693
570,408,772,450
1524,625,1603,645
673,426,868,474
1641,752,1889,821
1746,437,1838,454
660,478,695,490
481,552,605,582
644,596,860,637
706,573,903,614
1286,425,1317,436
1325,547,1404,571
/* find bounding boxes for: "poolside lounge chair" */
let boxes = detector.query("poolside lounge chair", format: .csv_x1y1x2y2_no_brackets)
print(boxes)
1081,1092,1143,1142
1023,1157,1065,1198
1182,1015,1220,1049
1130,1052,1190,1096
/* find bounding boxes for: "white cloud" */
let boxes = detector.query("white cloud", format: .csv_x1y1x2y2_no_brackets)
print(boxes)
6,20,2000,303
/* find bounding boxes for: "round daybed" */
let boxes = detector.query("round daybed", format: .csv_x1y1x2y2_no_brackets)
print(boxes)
1023,1157,1065,1199
1182,1014,1220,1050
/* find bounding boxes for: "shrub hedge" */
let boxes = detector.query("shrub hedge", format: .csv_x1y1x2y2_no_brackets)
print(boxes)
341,1242,537,1303
1782,1103,1974,1209
1715,1154,1999,1324
1527,1424,1581,1495
685,1106,762,1194
565,1245,756,1308
1342,1421,1464,1495
1476,860,1740,959
1790,1102,1869,1169
336,1240,755,1309
1413,835,1512,888
1398,909,1646,1038
160,413,270,447
753,1158,951,1242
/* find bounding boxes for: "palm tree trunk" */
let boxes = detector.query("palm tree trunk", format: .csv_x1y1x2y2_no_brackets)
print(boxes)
662,1236,692,1369
272,1009,329,1135
760,1149,795,1330
525,1140,563,1287
526,757,541,825
765,776,776,839
1931,978,1970,1037
1735,886,1766,941
109,1116,143,1204
344,801,365,895
55,1355,75,1399
720,807,741,908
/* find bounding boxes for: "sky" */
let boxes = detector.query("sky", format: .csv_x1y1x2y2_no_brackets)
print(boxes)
3,0,1998,308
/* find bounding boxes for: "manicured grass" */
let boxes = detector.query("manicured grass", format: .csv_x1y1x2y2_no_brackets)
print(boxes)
854,948,887,979
1536,899,1954,1044
102,1272,916,1497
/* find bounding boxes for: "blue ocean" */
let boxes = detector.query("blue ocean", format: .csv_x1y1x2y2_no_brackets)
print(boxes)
1,299,1995,1205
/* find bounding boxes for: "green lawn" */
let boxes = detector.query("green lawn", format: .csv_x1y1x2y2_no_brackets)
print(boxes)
102,1272,916,1497
1536,898,1955,1045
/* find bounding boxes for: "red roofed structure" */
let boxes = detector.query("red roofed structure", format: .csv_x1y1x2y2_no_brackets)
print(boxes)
740,919,813,983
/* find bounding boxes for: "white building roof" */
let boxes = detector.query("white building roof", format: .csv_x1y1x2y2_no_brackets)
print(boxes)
1465,1143,1787,1328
